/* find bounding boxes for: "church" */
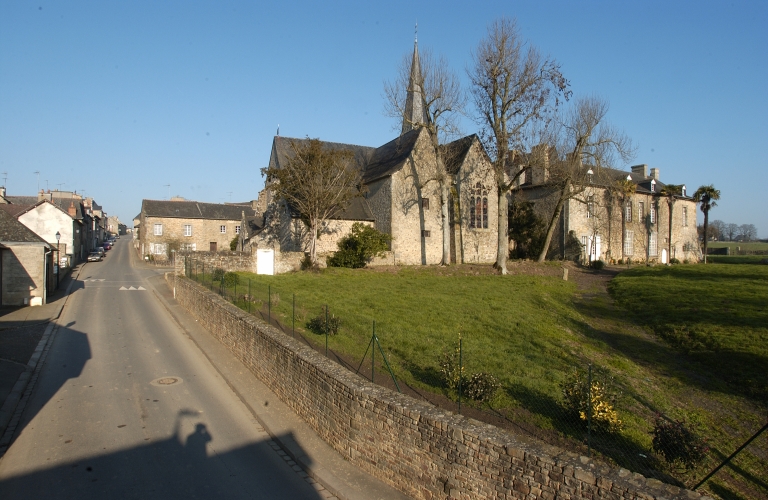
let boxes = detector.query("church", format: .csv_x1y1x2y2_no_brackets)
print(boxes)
251,41,498,266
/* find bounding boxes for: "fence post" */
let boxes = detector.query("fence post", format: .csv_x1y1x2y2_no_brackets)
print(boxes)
248,279,251,314
371,321,375,383
587,364,593,458
458,336,463,415
292,294,295,337
268,284,271,323
325,304,328,357
234,280,237,304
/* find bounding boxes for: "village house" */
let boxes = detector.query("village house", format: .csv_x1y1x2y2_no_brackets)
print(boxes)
0,209,55,306
511,161,700,264
255,41,498,266
138,198,259,260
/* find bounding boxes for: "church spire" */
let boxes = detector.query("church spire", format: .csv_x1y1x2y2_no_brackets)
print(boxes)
402,32,428,134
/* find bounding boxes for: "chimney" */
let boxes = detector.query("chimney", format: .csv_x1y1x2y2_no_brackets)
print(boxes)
38,191,52,202
650,168,660,181
68,201,77,217
0,186,5,197
631,164,648,178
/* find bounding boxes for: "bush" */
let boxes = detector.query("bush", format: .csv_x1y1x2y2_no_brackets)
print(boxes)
589,259,605,270
212,268,225,281
328,223,391,268
464,372,500,402
439,341,464,391
561,369,622,433
230,235,239,251
223,272,239,287
670,258,681,264
300,254,315,271
306,307,341,335
652,416,708,469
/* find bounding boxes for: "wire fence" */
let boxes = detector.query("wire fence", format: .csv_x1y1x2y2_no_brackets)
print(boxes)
182,257,767,499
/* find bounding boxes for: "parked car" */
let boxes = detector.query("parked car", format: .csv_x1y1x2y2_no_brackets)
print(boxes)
87,252,103,262
97,247,105,257
103,242,111,250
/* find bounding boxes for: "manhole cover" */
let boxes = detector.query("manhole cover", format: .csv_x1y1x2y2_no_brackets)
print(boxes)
151,377,183,386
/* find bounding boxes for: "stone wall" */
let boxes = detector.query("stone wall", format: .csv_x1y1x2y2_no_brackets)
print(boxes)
168,273,702,500
175,249,306,275
1,244,48,305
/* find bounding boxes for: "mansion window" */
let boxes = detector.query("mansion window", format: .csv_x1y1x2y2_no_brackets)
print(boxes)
624,230,634,256
624,202,632,222
153,224,163,236
220,225,226,233
638,201,644,221
421,198,430,209
650,206,656,224
235,225,241,234
469,183,488,229
184,224,192,237
649,232,658,256
586,195,595,218
682,207,688,227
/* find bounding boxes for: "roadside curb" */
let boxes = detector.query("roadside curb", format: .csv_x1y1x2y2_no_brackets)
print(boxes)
0,265,84,458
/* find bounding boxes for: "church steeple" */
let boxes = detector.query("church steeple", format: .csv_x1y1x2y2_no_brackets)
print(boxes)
402,33,428,134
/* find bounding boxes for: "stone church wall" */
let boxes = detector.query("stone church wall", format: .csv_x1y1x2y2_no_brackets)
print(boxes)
168,273,703,500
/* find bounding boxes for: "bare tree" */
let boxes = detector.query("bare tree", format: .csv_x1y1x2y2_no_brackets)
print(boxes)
535,96,635,262
468,17,570,274
261,139,362,266
384,44,465,265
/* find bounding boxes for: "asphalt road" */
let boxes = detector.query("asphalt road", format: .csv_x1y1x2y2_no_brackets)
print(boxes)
0,240,324,499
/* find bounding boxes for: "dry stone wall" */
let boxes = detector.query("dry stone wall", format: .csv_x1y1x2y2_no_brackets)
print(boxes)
168,273,706,500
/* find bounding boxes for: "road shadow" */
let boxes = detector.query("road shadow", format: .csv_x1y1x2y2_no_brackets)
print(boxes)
0,410,322,499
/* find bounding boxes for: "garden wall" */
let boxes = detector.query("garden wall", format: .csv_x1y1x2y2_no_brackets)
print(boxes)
167,273,704,500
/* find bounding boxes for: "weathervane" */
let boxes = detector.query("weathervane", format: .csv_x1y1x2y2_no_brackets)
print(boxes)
415,22,418,43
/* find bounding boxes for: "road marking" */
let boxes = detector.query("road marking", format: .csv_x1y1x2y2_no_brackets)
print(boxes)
119,286,146,291
86,279,106,282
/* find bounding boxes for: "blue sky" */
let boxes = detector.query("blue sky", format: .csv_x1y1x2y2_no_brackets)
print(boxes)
1,1,766,237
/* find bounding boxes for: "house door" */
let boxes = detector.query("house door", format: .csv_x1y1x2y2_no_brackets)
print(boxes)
256,249,274,275
589,235,601,261
209,242,217,252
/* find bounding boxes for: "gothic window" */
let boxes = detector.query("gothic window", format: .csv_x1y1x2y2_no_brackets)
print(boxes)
469,182,488,229
587,195,595,218
625,202,632,222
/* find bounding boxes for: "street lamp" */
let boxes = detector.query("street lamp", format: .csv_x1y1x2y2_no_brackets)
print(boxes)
55,231,61,290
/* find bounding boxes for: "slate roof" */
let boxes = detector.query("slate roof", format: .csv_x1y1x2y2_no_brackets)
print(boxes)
242,215,264,238
0,209,52,246
362,128,422,183
5,196,38,206
0,203,32,218
271,136,376,173
141,199,256,220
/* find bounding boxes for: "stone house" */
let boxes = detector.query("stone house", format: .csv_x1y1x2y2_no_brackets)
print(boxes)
511,161,700,263
258,43,497,266
0,209,55,306
139,199,258,260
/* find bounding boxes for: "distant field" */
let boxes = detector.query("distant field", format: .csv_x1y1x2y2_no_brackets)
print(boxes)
187,263,767,498
707,241,768,253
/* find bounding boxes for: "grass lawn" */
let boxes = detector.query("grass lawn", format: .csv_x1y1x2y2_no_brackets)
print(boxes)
187,262,767,498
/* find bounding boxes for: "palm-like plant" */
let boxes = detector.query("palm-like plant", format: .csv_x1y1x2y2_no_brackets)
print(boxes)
693,185,721,263
616,178,636,260
660,184,684,264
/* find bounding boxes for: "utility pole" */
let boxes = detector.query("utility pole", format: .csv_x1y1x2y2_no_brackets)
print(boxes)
164,184,171,200
34,171,40,192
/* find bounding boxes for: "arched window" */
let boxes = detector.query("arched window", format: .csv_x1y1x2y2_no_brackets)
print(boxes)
469,182,488,229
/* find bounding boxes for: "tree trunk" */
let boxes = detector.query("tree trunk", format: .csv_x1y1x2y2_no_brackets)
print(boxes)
495,187,508,275
703,211,709,264
621,200,626,260
441,180,451,265
309,218,318,265
537,181,569,263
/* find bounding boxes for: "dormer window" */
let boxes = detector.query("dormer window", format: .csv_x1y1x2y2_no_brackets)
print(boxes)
681,185,686,196
650,180,656,193
586,168,594,184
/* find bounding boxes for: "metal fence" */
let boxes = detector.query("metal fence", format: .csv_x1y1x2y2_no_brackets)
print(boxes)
182,257,767,499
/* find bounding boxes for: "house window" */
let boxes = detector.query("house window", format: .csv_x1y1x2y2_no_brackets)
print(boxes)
235,225,240,234
154,224,163,236
181,243,196,251
624,230,634,256
587,195,595,218
649,233,658,256
683,207,688,227
220,225,226,233
150,243,166,255
650,206,656,224
421,198,430,209
624,202,632,222
469,183,488,229
422,230,431,238
184,224,192,237
638,201,644,221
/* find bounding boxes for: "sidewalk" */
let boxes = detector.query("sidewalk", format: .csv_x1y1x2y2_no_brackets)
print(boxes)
0,265,83,447
150,274,411,500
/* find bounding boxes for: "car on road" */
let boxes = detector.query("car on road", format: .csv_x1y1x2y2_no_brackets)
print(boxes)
87,252,103,262
97,247,105,257
103,242,111,250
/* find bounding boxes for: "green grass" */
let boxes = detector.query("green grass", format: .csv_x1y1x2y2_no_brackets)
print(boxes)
707,241,768,252
188,264,767,497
